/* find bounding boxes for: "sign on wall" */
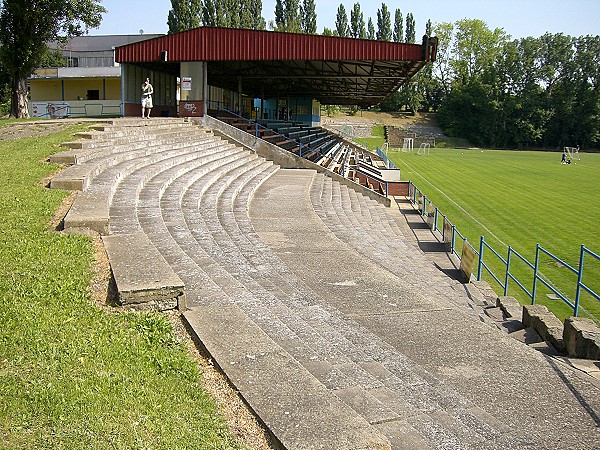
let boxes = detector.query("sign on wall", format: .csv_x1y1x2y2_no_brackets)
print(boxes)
460,243,476,282
181,77,192,91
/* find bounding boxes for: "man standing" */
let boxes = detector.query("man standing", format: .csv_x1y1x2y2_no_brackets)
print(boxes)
141,78,153,118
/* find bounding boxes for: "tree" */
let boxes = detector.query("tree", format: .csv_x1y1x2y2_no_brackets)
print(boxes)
451,19,508,83
275,0,300,32
274,0,284,29
322,27,333,37
350,3,365,39
217,0,240,28
376,3,391,42
206,0,264,29
430,21,455,97
425,19,432,37
405,12,415,43
367,17,375,40
283,0,301,32
40,47,68,68
202,0,218,26
335,4,349,38
248,0,266,30
392,8,402,43
301,0,317,34
0,0,105,118
168,0,201,34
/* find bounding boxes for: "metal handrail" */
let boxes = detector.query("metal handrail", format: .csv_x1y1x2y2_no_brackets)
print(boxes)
407,181,599,317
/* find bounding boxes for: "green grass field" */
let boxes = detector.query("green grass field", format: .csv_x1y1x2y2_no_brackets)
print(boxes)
0,125,245,449
387,146,600,323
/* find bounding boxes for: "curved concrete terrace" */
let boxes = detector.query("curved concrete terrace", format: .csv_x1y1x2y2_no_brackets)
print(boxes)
53,118,600,449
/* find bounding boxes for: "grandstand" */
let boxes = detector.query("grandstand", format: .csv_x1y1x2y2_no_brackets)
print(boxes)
208,108,407,197
51,26,597,450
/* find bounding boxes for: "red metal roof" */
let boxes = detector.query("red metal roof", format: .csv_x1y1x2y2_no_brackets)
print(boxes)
115,27,433,63
115,27,437,107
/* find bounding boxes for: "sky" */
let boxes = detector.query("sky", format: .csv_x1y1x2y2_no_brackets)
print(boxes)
90,0,599,40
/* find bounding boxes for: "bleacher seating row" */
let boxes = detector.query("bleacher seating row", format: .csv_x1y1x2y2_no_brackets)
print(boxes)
208,109,395,196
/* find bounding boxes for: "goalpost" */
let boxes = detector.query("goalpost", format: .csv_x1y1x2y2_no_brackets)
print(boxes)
417,143,430,155
564,146,580,163
401,138,414,153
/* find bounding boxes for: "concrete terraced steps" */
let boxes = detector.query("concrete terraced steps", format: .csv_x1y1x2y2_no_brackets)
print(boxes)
51,119,389,447
249,170,600,449
51,119,600,449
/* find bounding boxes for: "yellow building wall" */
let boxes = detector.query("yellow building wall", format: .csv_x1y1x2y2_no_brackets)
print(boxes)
29,78,121,101
30,80,63,101
105,79,120,99
64,79,102,100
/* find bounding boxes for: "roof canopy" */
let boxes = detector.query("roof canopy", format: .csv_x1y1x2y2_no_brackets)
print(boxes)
115,27,437,107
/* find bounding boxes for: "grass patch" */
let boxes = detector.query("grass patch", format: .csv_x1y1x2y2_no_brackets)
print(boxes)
389,147,600,323
354,124,386,151
0,125,244,448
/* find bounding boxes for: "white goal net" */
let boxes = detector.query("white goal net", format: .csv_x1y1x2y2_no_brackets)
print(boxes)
564,146,580,163
402,138,414,153
417,143,430,155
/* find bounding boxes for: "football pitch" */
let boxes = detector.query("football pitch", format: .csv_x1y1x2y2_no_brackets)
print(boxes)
387,147,600,323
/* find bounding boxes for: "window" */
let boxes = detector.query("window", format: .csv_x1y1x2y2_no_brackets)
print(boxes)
87,90,99,100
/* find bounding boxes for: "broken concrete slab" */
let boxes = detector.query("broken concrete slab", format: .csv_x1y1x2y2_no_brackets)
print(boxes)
102,232,185,311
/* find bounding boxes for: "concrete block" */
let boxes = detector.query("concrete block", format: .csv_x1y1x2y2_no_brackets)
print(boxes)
497,296,522,319
522,304,551,328
484,306,505,321
463,283,487,307
522,304,565,353
471,279,498,303
49,150,78,165
102,233,185,311
563,317,600,360
63,191,110,235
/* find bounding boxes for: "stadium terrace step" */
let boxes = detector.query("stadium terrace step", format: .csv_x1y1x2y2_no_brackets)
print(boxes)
50,135,220,190
52,132,217,166
52,126,214,165
250,169,600,448
102,232,185,311
60,126,207,150
63,141,237,234
90,117,190,130
110,146,251,235
183,305,391,450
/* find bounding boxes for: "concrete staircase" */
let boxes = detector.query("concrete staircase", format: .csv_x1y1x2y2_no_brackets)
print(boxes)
51,118,600,450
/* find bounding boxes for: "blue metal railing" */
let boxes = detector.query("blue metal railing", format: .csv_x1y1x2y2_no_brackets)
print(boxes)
407,181,599,317
32,103,122,119
376,146,399,170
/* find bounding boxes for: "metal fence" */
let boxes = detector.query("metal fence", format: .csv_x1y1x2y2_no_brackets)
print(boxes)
407,181,600,317
31,102,122,119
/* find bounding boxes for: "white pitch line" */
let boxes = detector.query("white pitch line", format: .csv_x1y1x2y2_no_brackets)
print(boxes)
400,157,509,248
